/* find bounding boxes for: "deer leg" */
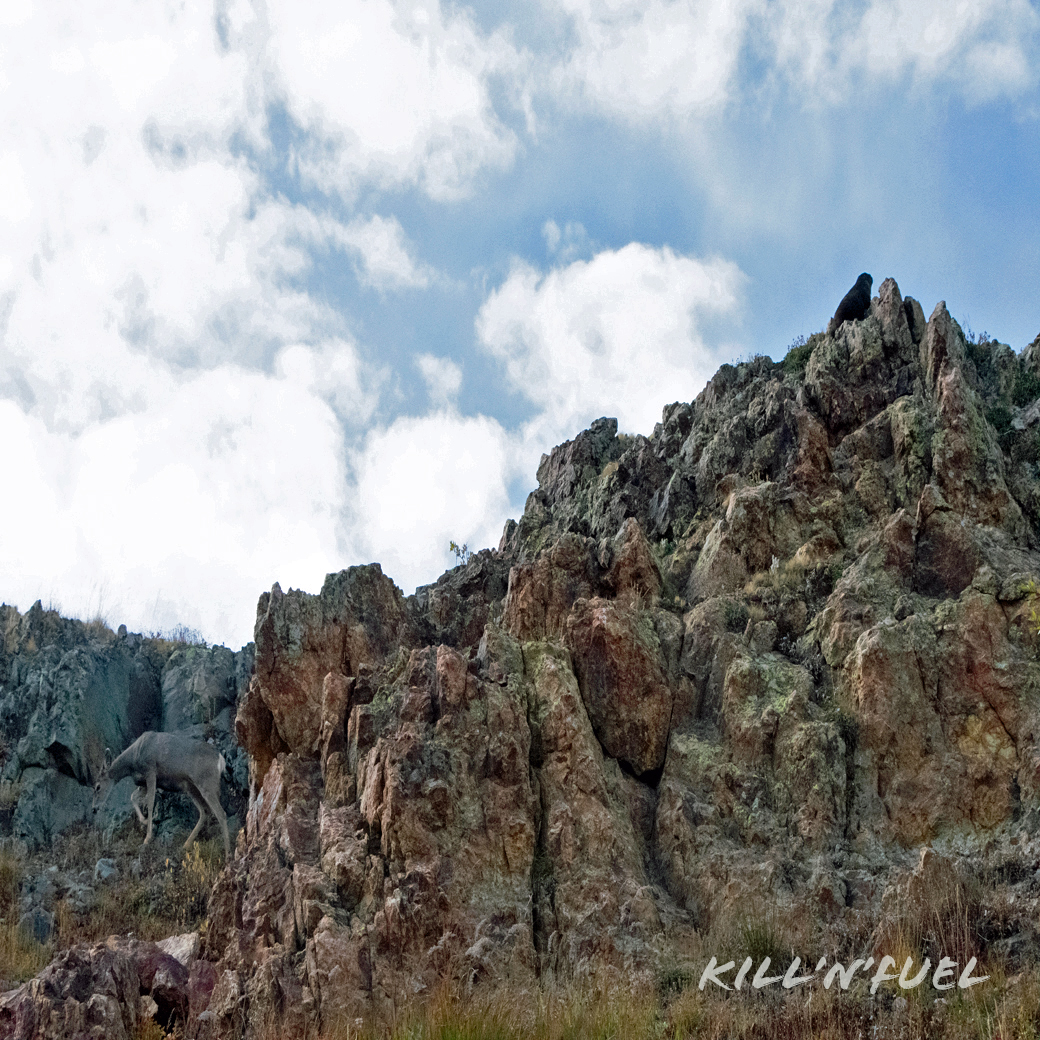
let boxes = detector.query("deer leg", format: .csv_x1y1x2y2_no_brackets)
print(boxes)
130,784,147,825
184,790,208,849
198,784,230,862
143,771,157,845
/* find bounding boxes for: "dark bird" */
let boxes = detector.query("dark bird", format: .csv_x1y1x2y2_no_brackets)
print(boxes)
829,273,872,333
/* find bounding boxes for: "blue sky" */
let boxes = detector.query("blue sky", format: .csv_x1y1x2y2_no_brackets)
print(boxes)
0,0,1038,647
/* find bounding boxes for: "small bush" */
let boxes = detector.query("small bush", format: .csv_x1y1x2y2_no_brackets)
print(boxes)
782,335,813,378
722,600,749,632
966,336,995,385
449,541,472,567
150,623,207,646
735,907,793,967
1013,368,1040,407
987,403,1016,453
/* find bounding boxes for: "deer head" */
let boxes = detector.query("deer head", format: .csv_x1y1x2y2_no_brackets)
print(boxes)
91,747,114,815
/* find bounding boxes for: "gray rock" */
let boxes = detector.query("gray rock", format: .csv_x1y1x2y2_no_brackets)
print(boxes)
63,881,96,913
94,857,118,882
12,768,137,850
160,645,239,732
12,768,92,848
157,932,200,966
18,906,54,944
15,646,140,783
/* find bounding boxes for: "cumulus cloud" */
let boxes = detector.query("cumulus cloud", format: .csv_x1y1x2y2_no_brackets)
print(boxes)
334,214,432,290
766,0,1040,104
415,354,463,407
0,365,352,648
348,412,514,592
549,0,1039,122
476,243,744,446
0,1,383,644
265,0,523,199
555,0,756,120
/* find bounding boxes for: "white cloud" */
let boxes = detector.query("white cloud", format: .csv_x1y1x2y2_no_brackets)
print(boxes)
415,353,463,406
0,1,390,645
477,243,744,446
766,0,1040,104
556,0,756,120
0,152,32,223
542,218,589,261
549,0,1039,123
276,340,383,429
334,214,431,290
349,411,514,591
0,0,33,29
0,365,352,648
266,0,522,199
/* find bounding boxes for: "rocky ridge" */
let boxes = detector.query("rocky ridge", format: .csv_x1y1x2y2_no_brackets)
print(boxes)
5,277,1040,1037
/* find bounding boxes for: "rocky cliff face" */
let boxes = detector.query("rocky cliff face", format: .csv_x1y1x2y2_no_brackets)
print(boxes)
0,607,251,850
171,279,1040,1036
6,278,1040,1038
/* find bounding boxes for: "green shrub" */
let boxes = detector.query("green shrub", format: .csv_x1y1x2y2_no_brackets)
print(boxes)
986,404,1016,453
782,335,813,378
1013,368,1040,407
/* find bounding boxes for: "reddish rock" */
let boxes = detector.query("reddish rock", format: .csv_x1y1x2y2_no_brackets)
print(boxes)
605,518,662,602
564,598,672,776
0,939,190,1040
502,533,600,641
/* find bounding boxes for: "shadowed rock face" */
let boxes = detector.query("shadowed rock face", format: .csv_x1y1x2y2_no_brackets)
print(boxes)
0,611,252,849
8,278,1040,1037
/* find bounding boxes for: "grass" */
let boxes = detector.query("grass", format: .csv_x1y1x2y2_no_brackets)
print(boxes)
52,834,224,948
326,977,662,1040
0,823,225,968
0,847,50,985
5,831,1040,1040
0,919,51,985
304,963,1038,1040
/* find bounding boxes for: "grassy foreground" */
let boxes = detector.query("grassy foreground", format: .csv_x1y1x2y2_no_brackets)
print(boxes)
3,824,1040,1040
318,969,1038,1040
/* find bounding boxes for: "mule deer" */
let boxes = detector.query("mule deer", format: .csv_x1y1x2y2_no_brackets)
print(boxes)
92,731,230,860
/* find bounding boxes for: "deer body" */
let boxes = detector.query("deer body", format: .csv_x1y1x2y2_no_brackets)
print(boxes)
93,731,230,860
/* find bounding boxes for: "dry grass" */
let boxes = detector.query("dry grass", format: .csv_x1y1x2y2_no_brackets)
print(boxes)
0,919,51,985
303,853,1040,1040
745,558,809,599
54,836,223,948
324,975,661,1040
302,964,1040,1040
0,848,49,985
135,1018,171,1040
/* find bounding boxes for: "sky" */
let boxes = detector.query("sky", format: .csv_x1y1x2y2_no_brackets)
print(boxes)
1,0,1038,649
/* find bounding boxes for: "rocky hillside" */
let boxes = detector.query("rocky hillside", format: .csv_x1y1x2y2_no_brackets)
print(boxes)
0,608,251,850
5,277,1040,1038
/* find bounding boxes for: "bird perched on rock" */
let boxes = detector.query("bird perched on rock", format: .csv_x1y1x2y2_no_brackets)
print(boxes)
827,273,872,334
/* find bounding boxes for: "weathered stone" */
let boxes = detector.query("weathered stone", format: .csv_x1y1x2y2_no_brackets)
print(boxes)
564,599,672,776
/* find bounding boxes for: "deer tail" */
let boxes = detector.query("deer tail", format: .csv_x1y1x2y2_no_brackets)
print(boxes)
218,752,226,776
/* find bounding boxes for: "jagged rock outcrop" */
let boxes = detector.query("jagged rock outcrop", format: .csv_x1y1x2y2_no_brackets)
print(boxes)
7,278,1040,1037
